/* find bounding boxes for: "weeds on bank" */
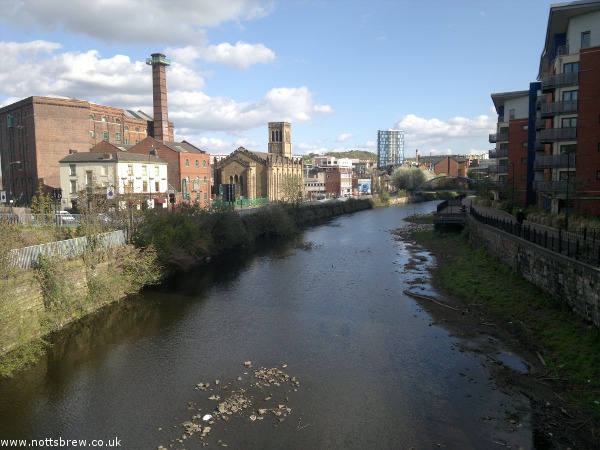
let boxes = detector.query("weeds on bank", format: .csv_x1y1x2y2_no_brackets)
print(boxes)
413,230,600,419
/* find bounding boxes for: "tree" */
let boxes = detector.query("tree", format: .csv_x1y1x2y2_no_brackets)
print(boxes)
390,167,433,191
280,173,303,205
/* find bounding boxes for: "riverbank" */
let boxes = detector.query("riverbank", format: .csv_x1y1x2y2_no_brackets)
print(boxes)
395,216,600,449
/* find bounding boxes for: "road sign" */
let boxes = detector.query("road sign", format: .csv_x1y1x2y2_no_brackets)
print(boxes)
107,186,115,199
0,191,6,203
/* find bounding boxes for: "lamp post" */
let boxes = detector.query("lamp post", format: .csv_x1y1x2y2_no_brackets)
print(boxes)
4,160,22,208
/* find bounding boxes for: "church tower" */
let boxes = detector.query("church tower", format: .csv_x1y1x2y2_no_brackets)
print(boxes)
268,122,292,158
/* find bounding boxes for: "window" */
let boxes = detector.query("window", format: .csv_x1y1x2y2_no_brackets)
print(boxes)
154,166,160,177
102,117,107,122
69,164,76,176
101,165,108,176
561,117,577,128
509,109,515,120
142,181,148,192
581,31,591,49
125,126,129,131
127,165,133,176
203,160,207,168
70,180,77,194
185,159,190,167
142,165,147,176
115,133,121,141
102,131,108,140
115,119,121,124
564,62,579,73
203,176,207,184
90,130,95,138
155,181,160,192
562,90,578,101
135,127,139,132
89,115,94,121
195,160,199,167
85,171,92,186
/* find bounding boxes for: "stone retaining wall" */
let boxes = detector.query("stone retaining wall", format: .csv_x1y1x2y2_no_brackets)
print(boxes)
469,217,600,328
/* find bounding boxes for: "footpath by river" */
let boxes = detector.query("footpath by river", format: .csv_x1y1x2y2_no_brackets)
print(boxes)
0,202,538,449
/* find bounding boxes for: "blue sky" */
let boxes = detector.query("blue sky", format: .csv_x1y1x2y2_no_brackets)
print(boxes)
0,0,556,157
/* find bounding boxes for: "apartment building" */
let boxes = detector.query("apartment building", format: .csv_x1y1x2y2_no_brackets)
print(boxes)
489,88,537,205
489,0,600,218
377,129,404,169
536,0,600,217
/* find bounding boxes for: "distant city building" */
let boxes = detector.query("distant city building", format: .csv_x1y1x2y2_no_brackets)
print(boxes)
377,129,404,169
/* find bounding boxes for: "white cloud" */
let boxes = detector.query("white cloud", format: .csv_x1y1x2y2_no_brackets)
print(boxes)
313,104,333,114
201,41,275,70
394,113,495,152
336,133,353,142
0,0,274,45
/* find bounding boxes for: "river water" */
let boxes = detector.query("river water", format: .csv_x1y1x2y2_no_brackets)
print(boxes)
0,202,533,449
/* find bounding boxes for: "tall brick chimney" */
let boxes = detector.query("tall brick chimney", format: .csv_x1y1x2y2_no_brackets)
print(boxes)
146,53,172,142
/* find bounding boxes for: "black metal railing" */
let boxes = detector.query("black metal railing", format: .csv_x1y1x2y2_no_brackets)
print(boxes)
470,206,600,267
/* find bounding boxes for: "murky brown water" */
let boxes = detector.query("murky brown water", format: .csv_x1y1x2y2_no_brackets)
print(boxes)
0,203,533,449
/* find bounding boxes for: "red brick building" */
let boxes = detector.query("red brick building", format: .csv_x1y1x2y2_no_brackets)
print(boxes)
0,96,176,205
0,52,179,207
125,137,211,207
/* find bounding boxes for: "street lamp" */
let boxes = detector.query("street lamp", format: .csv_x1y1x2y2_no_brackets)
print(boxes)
4,160,22,207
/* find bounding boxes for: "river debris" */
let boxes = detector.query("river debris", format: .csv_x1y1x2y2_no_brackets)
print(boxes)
158,362,301,448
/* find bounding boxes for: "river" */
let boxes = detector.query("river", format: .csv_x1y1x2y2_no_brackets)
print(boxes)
0,202,533,449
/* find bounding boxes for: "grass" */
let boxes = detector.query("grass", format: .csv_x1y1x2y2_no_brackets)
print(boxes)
412,229,600,420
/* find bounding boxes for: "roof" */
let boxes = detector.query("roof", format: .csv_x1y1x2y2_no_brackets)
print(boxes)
490,90,530,112
59,152,167,164
162,140,205,154
124,110,153,121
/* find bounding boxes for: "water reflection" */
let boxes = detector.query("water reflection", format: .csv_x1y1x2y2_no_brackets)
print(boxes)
0,203,533,449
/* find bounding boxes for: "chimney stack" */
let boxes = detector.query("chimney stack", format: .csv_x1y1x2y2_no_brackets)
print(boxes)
146,53,172,142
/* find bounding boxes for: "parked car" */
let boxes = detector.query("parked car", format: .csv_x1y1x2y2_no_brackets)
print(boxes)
55,210,76,225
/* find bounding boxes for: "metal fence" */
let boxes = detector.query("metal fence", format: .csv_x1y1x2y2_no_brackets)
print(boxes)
470,206,600,267
0,213,83,226
8,230,127,269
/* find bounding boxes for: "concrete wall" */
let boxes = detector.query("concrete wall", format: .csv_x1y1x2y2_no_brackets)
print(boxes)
469,217,600,327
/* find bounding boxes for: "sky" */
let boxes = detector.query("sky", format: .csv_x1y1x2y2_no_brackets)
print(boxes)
0,0,558,158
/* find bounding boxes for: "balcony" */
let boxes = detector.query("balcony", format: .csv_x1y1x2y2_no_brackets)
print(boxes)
541,72,579,92
534,153,576,170
489,148,508,159
533,180,570,194
489,132,509,144
537,127,577,143
488,165,508,175
540,100,578,117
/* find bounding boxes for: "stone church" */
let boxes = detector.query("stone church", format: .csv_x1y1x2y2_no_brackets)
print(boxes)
215,122,303,202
